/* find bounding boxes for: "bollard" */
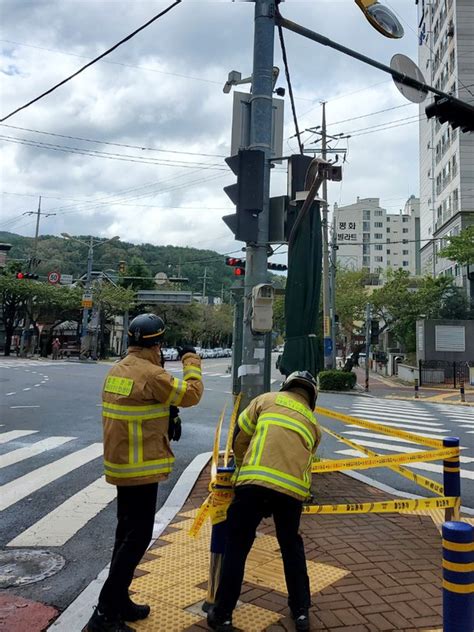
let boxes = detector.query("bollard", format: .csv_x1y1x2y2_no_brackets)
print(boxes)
442,521,474,632
443,437,461,522
202,466,235,613
414,378,419,399
460,375,466,403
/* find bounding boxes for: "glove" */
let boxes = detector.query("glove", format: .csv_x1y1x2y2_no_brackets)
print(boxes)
168,405,182,441
176,344,196,359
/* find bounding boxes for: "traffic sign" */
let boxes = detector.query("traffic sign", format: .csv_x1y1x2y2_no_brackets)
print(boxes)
60,274,73,285
154,272,168,286
82,290,93,308
47,271,61,285
324,337,333,357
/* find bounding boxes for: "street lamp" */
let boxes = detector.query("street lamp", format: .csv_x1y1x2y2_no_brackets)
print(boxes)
354,0,404,39
61,233,120,357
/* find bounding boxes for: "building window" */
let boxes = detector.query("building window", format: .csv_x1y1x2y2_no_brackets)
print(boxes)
363,256,370,266
375,245,383,251
387,217,390,222
387,227,390,233
403,249,409,255
363,221,370,232
403,261,409,267
402,216,409,222
363,233,370,243
374,233,383,239
374,222,383,228
403,228,409,233
363,244,370,255
375,256,383,262
374,210,383,216
387,249,391,254
363,210,371,220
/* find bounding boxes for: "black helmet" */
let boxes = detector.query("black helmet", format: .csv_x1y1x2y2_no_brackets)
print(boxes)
280,370,318,410
128,313,165,348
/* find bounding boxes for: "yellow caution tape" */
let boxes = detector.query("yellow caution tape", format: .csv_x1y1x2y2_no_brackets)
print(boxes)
189,496,212,537
311,446,458,473
315,406,443,449
320,425,445,496
302,495,459,515
224,393,241,467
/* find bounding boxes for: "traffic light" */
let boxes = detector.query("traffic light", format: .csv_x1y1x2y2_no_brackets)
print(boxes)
425,96,474,133
222,149,265,243
267,263,288,271
118,260,126,274
370,319,380,345
16,272,38,280
225,257,246,276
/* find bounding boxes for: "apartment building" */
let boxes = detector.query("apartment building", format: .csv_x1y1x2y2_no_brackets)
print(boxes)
416,0,474,295
334,196,420,276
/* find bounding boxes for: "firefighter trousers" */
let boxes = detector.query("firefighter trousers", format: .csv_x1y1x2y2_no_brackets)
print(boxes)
214,485,311,617
98,482,158,613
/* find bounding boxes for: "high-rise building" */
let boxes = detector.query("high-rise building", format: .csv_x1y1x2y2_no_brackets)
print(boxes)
334,196,420,276
416,0,474,296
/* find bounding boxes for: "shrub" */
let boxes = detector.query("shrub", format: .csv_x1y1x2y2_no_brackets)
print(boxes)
318,370,356,391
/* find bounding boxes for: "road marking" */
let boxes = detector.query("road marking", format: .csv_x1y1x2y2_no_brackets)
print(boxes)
340,438,473,462
351,407,436,421
348,420,448,433
0,443,102,511
0,430,38,444
22,387,31,391
337,449,474,480
34,384,41,387
344,430,449,444
10,405,40,409
6,392,16,396
0,436,75,468
8,476,115,547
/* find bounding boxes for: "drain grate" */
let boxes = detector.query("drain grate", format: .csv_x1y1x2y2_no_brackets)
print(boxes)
0,549,65,588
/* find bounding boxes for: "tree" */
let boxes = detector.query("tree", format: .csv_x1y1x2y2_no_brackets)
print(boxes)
438,226,474,266
93,284,135,357
334,268,368,351
120,256,154,291
0,273,32,355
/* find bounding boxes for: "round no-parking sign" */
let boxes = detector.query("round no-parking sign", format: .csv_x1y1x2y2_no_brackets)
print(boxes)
47,271,61,285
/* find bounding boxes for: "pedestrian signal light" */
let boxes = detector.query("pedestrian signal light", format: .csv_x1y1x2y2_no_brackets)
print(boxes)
267,263,288,271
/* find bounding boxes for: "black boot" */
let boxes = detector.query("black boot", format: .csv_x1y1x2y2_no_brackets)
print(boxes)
84,607,134,632
121,600,151,621
292,609,310,632
207,606,238,632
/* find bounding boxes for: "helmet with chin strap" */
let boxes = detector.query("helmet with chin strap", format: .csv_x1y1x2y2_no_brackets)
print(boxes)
128,313,165,348
280,370,318,410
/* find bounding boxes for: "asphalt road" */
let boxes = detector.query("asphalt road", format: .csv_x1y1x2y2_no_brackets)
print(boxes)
0,355,473,613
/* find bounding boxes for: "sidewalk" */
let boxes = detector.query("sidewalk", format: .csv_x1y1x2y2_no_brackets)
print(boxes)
353,367,474,405
123,462,467,632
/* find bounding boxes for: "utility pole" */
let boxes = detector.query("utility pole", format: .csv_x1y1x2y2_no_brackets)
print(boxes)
201,267,209,300
330,214,337,368
321,102,333,369
365,302,371,392
239,0,275,405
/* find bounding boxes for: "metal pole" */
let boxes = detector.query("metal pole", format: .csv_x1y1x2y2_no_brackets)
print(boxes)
330,214,337,368
240,0,275,406
231,284,244,396
442,521,473,632
321,102,332,370
122,310,129,356
20,196,42,357
365,303,371,392
443,437,461,522
81,238,93,356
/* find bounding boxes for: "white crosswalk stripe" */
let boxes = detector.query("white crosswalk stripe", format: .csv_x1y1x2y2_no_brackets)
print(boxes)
0,430,115,548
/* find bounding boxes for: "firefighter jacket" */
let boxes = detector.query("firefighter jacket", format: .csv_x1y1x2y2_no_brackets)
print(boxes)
233,390,321,501
102,346,203,486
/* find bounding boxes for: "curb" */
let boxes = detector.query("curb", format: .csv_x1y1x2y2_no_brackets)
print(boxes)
48,452,212,631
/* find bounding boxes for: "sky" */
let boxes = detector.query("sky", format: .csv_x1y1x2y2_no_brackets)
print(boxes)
0,0,422,265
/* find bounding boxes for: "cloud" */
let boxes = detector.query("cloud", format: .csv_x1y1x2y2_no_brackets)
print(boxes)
0,0,420,267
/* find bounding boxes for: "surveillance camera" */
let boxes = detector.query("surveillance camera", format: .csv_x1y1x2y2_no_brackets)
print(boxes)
223,82,232,94
275,87,285,97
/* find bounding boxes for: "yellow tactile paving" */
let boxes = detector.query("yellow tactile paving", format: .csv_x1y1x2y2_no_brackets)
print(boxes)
128,598,201,632
245,557,349,594
131,562,209,594
245,548,277,569
252,532,281,553
232,603,282,631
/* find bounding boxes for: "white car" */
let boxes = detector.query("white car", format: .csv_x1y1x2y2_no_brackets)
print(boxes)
162,347,178,361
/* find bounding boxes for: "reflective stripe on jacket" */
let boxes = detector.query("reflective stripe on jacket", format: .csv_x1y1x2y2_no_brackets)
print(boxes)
233,391,321,500
102,346,203,486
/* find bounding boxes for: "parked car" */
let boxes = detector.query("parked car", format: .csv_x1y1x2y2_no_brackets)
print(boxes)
162,347,178,361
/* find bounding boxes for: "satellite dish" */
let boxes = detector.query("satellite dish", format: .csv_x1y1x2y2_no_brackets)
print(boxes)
154,272,168,286
390,54,428,104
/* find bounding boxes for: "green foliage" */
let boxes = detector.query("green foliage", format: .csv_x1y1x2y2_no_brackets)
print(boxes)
93,284,136,318
318,370,356,391
120,256,154,291
335,267,368,342
438,226,474,266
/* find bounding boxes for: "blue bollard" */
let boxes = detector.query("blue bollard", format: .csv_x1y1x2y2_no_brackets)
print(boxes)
443,437,461,521
202,465,235,613
442,521,474,632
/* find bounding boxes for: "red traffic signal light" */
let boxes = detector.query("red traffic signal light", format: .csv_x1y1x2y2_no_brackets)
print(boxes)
16,271,38,280
225,257,246,276
234,267,245,276
16,272,24,279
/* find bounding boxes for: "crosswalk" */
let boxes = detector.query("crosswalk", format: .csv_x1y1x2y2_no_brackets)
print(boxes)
168,366,278,384
0,359,69,368
0,428,111,548
332,398,474,482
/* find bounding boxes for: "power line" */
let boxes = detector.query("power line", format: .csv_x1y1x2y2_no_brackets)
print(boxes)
326,103,415,128
277,22,304,155
0,0,182,122
0,124,227,159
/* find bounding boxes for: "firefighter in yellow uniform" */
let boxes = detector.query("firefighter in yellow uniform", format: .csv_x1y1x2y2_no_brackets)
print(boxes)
208,371,321,632
86,313,203,632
